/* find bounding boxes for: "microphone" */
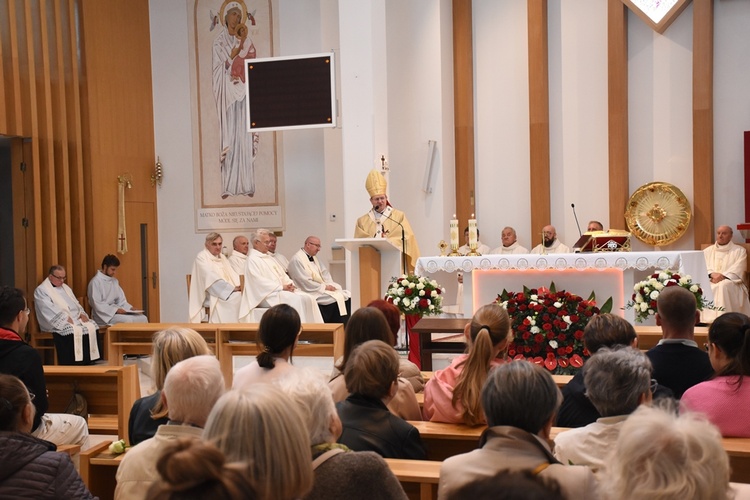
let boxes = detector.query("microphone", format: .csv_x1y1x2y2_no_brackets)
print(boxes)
377,207,408,276
571,203,582,237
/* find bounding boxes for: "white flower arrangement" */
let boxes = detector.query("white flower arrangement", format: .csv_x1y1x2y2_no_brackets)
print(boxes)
385,274,445,316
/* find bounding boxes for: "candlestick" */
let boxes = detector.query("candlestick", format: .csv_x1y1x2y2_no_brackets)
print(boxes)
449,215,460,256
468,215,480,256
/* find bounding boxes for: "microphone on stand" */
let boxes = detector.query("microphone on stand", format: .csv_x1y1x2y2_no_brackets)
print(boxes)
377,207,408,276
571,203,582,237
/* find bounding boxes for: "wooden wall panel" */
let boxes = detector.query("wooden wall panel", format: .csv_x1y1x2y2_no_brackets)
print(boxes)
608,0,629,229
0,0,159,326
527,0,551,247
452,0,475,226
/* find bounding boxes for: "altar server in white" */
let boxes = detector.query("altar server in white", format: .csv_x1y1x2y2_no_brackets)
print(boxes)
227,235,249,275
34,265,100,365
240,229,324,323
490,227,529,255
703,225,750,321
287,236,351,325
530,225,571,254
188,232,242,323
458,227,491,255
87,254,147,326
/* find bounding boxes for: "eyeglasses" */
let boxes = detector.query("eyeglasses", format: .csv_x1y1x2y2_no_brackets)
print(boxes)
650,378,658,394
704,342,712,352
50,274,67,282
28,392,35,402
23,308,30,315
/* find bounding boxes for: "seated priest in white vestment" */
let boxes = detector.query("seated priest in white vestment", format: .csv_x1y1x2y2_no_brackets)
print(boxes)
240,229,324,323
188,232,242,323
34,265,100,365
227,235,249,275
703,225,750,321
490,226,529,254
267,233,290,270
354,169,420,271
530,225,571,254
87,254,147,327
457,227,491,255
287,236,351,325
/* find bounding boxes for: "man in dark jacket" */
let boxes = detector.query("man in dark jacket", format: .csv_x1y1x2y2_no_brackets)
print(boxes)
0,286,88,446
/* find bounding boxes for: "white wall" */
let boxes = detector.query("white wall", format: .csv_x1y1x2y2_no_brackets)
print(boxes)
150,0,750,320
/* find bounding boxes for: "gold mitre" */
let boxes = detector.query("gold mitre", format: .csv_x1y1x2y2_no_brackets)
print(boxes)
365,169,387,197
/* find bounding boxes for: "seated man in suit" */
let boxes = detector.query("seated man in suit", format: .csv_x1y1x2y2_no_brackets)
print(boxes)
703,225,750,321
34,265,100,365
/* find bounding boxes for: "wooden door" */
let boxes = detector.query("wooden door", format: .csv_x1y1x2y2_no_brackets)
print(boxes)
121,201,160,321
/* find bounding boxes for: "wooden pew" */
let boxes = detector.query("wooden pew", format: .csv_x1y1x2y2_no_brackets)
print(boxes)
408,421,484,461
723,437,750,484
635,325,709,350
107,323,218,364
385,458,440,500
80,440,123,500
217,323,344,387
44,365,141,444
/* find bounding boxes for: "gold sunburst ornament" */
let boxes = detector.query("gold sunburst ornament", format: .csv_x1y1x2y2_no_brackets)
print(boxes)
625,182,691,246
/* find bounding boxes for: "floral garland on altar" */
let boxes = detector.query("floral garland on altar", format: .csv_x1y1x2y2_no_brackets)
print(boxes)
496,284,611,375
385,274,445,317
625,269,720,323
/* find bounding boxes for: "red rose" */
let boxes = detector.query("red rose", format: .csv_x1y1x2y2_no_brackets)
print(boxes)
651,273,659,279
632,293,636,301
574,330,584,340
507,306,516,314
698,288,703,295
542,323,552,331
522,332,531,340
516,293,525,301
518,324,527,332
524,346,531,353
565,346,573,354
519,304,527,311
557,309,566,316
557,333,566,342
650,300,657,308
535,304,544,312
666,281,678,287
546,332,555,340
584,310,593,317
557,347,566,355
583,348,590,357
534,334,544,344
548,307,557,314
570,315,579,322
508,349,516,357
672,274,681,280
404,288,413,296
532,345,541,353
419,298,429,308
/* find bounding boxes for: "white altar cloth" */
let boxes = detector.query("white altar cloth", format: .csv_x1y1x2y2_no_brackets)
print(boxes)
416,251,712,322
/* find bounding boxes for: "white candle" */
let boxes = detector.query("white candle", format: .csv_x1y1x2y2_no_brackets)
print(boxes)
468,214,478,247
450,215,459,249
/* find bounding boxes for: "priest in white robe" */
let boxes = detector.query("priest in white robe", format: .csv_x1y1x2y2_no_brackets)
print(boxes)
34,265,100,365
188,232,242,323
267,233,290,270
240,229,323,323
703,225,750,321
458,227,491,255
87,254,147,326
287,236,351,325
227,235,249,275
354,169,420,271
530,225,571,254
490,226,529,254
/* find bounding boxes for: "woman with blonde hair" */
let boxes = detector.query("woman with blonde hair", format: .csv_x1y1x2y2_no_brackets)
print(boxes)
423,303,511,425
232,304,300,388
329,307,421,420
128,327,212,445
203,385,313,500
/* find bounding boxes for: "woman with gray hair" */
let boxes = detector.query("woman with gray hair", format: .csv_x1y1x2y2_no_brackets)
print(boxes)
276,370,407,499
437,361,598,500
554,347,653,471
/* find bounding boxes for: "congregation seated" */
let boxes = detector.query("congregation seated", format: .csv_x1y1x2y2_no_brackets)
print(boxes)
423,303,510,425
0,374,94,499
116,356,225,499
0,286,88,447
329,307,420,420
336,340,427,460
604,404,731,499
202,385,314,500
232,304,300,388
444,469,564,500
647,286,713,398
367,299,424,392
437,361,598,499
682,312,750,437
146,438,257,500
554,346,653,472
277,370,408,500
128,326,212,445
557,313,672,428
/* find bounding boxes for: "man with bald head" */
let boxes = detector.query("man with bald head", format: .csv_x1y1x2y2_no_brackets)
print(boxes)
703,225,750,321
287,236,352,325
227,235,249,275
530,225,570,254
490,227,528,254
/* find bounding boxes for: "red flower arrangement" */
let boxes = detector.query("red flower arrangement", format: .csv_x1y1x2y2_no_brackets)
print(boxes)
496,283,612,375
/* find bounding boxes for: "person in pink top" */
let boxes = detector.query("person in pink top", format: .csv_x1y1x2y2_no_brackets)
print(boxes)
682,312,750,437
423,304,512,425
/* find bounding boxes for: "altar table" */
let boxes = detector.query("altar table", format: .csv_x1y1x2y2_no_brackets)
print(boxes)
416,251,712,322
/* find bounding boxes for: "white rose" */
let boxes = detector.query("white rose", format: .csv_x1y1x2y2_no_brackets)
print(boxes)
408,282,416,288
554,301,562,308
529,318,536,326
563,315,572,324
650,290,659,300
648,309,654,315
640,302,648,311
690,285,699,293
419,290,425,296
653,282,664,290
431,290,438,298
393,297,400,305
633,284,641,292
416,283,425,290
531,294,538,301
429,304,435,310
679,277,689,285
659,272,669,281
403,298,410,306
635,294,643,303
549,340,558,349
531,326,541,334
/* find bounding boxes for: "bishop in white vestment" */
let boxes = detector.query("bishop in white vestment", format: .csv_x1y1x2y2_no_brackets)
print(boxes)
703,226,750,321
188,233,242,323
